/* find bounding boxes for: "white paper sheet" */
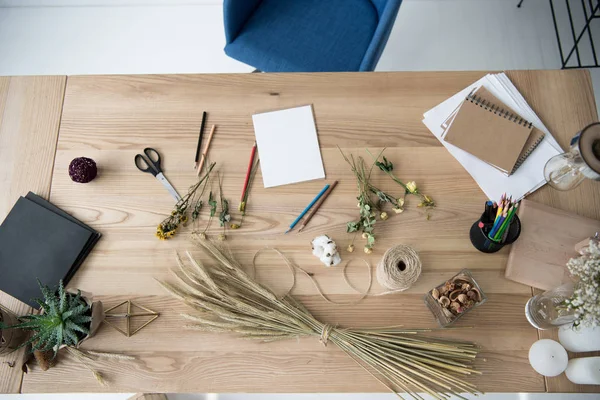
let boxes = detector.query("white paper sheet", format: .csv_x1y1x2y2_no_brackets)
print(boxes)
252,105,325,188
422,73,561,201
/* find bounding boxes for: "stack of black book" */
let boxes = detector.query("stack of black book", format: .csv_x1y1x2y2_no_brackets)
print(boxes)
0,192,100,308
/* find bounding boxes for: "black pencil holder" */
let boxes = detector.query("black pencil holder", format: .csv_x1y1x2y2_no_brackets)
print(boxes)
469,214,521,253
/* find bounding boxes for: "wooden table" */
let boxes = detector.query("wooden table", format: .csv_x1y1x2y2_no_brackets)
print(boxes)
1,71,599,394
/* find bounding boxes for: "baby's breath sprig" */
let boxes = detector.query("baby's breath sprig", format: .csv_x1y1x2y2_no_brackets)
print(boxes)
562,240,600,328
156,162,216,240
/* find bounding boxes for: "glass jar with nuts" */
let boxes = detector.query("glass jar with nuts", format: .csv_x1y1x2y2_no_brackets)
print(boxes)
424,269,487,327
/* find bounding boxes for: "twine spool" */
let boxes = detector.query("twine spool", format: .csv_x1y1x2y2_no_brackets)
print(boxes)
376,245,422,293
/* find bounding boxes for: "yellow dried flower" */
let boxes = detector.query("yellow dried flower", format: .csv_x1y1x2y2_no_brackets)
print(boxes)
406,181,418,194
393,207,404,214
418,194,435,208
347,244,355,253
380,212,388,220
362,232,368,239
364,246,373,254
230,224,240,229
218,233,226,241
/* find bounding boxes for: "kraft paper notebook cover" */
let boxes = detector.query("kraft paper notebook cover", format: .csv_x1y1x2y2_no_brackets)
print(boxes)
443,92,534,174
442,87,546,175
505,200,600,290
0,194,100,308
469,87,546,173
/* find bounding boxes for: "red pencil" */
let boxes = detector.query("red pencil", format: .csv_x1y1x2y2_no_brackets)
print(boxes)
240,142,257,202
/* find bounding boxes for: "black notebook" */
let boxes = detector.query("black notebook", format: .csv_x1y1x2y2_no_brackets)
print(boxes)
0,192,101,308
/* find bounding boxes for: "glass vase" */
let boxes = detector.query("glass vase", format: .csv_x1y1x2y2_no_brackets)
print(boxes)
543,122,600,191
525,282,576,330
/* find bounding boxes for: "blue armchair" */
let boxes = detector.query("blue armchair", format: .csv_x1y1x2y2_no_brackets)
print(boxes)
223,0,403,72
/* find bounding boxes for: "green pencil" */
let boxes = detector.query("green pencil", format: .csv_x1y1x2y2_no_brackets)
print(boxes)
494,203,518,241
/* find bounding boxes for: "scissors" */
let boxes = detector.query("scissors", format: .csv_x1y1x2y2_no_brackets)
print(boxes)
134,147,182,202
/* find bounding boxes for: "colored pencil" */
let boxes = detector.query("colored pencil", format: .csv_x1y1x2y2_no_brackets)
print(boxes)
194,111,207,169
495,203,519,241
196,124,216,176
297,180,338,232
240,142,257,203
285,184,330,234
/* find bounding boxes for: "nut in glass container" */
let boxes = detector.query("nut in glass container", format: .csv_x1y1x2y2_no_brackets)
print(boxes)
424,269,487,327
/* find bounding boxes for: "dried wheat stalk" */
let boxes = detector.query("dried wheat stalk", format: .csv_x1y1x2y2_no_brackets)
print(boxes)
157,239,482,400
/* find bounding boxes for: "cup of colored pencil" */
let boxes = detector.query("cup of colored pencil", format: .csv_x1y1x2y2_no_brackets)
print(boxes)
469,193,521,253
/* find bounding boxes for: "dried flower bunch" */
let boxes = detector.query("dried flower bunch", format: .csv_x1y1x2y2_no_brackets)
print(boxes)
340,147,435,253
430,274,483,324
158,239,482,399
563,239,600,328
156,162,215,240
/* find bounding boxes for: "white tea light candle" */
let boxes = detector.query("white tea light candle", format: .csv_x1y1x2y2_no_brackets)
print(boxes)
559,325,600,352
528,339,568,377
565,357,600,385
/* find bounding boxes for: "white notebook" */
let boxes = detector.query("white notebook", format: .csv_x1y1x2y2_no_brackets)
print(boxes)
252,105,325,188
422,73,562,201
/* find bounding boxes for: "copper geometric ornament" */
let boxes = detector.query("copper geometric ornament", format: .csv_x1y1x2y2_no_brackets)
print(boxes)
103,300,159,337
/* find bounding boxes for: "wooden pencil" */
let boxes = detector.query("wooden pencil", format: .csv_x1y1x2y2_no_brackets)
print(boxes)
297,180,338,232
196,124,216,176
194,111,207,169
240,142,257,203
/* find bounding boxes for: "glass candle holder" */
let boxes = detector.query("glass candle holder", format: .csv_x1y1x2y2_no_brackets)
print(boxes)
525,282,576,330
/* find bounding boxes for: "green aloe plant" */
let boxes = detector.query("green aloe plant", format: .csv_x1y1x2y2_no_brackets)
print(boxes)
0,280,92,356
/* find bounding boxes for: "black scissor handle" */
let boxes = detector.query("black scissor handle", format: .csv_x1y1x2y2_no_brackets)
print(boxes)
143,148,162,171
134,147,162,176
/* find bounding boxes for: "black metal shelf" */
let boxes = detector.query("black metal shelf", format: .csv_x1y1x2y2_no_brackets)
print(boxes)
549,0,600,69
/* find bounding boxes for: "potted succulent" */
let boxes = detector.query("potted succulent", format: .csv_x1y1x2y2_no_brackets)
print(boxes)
0,304,26,355
0,280,104,370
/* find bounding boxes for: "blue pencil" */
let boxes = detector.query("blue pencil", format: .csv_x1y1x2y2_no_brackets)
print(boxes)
285,184,330,234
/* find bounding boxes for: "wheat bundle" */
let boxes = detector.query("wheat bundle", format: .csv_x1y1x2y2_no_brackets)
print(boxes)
157,239,482,400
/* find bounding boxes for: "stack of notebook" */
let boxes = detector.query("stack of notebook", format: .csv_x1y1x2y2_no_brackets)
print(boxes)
423,73,563,201
442,87,545,176
0,192,100,308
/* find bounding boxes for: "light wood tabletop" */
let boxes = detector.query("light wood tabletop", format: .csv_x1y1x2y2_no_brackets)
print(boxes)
1,71,599,394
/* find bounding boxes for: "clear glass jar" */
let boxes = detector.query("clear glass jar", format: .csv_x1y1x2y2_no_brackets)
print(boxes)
544,123,600,191
525,282,576,330
0,304,26,355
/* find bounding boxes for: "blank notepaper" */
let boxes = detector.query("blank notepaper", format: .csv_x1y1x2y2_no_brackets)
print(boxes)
252,105,325,188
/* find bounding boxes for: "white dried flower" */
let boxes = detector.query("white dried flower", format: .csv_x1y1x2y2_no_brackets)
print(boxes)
564,240,600,328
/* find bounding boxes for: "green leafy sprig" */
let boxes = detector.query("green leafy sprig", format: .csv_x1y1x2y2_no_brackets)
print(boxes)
368,149,436,213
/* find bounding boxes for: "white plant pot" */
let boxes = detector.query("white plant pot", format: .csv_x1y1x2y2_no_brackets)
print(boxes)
559,324,600,353
565,357,600,385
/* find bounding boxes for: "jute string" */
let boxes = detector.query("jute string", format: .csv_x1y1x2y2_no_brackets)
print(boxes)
376,244,422,294
251,244,421,307
251,248,372,306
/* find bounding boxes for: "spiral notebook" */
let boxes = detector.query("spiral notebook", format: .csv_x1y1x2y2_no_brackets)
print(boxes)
442,87,545,175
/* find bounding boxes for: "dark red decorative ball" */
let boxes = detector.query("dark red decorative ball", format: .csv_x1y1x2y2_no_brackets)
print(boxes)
68,157,97,183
